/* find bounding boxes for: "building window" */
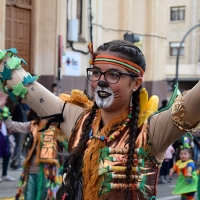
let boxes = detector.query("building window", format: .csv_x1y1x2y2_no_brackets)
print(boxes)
170,42,185,56
77,0,82,35
170,6,185,21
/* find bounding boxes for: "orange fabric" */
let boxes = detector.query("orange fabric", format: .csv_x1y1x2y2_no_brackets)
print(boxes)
173,161,188,176
82,109,129,200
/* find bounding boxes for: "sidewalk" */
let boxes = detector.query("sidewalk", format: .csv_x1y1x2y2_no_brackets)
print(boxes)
0,159,22,200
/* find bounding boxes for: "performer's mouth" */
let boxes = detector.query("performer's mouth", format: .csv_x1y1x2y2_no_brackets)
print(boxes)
97,91,111,99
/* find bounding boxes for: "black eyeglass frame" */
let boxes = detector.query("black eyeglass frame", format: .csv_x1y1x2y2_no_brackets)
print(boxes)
86,68,138,84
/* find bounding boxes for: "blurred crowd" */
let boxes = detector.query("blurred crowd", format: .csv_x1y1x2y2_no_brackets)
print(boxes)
0,92,30,182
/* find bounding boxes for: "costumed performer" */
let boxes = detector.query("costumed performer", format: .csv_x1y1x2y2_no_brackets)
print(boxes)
4,108,69,200
169,141,197,200
1,40,200,200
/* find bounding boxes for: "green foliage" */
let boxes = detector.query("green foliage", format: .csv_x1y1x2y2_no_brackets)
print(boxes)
7,89,20,102
0,106,11,120
0,50,6,60
7,56,21,70
12,82,28,99
0,65,12,81
22,73,40,85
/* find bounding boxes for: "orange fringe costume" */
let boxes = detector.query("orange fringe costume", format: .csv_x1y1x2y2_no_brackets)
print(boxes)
57,88,161,200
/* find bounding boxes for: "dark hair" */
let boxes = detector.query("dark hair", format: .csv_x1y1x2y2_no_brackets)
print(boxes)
95,40,146,72
65,40,145,199
27,109,39,122
162,99,168,106
51,83,57,90
178,147,193,160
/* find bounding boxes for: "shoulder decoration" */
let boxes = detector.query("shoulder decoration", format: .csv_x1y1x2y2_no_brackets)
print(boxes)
171,90,200,133
0,48,39,103
59,89,93,109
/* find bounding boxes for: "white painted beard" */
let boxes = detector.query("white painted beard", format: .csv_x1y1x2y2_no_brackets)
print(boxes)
94,86,114,109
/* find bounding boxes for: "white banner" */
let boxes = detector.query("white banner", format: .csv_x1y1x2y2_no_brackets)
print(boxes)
65,51,81,76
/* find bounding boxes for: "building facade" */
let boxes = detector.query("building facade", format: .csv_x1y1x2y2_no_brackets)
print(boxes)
166,0,200,92
0,0,169,103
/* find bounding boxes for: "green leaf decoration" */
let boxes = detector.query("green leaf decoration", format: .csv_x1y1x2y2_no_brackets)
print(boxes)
22,73,40,85
5,48,18,54
12,82,28,98
7,89,20,102
6,52,13,57
3,106,9,113
0,50,6,60
0,65,12,81
15,55,27,65
21,58,27,65
0,80,5,92
7,56,21,70
0,106,11,120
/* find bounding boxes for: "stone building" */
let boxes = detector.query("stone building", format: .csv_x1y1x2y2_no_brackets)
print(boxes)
166,0,200,92
2,0,191,103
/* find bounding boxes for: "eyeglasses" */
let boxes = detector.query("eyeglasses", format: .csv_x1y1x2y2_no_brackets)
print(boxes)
86,68,137,84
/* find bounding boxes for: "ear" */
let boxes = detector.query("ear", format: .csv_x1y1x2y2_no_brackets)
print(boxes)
131,77,143,91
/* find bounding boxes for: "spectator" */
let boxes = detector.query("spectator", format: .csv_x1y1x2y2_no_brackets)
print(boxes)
51,83,58,96
170,146,197,199
0,91,15,182
158,99,168,111
7,98,29,170
159,144,175,183
193,135,200,166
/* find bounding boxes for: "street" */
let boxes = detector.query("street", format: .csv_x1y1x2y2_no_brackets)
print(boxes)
0,163,198,200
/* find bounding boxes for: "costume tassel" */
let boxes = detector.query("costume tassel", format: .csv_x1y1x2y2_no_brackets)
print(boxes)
138,147,148,157
100,182,112,196
139,175,147,198
104,173,113,182
141,158,145,167
36,163,44,200
99,147,110,161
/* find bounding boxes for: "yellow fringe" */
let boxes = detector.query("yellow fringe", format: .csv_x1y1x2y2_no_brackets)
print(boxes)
59,89,93,109
82,109,129,200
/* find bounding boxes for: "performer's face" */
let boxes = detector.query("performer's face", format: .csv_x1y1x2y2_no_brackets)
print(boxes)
90,53,142,111
179,150,190,162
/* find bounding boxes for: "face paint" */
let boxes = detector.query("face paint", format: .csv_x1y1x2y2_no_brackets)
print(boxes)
94,86,114,109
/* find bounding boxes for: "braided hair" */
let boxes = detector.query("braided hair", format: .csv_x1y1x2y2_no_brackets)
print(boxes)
96,40,146,199
65,40,146,199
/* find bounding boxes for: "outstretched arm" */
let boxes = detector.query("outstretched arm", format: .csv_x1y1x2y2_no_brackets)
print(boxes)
4,119,31,134
0,49,84,138
149,81,200,161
